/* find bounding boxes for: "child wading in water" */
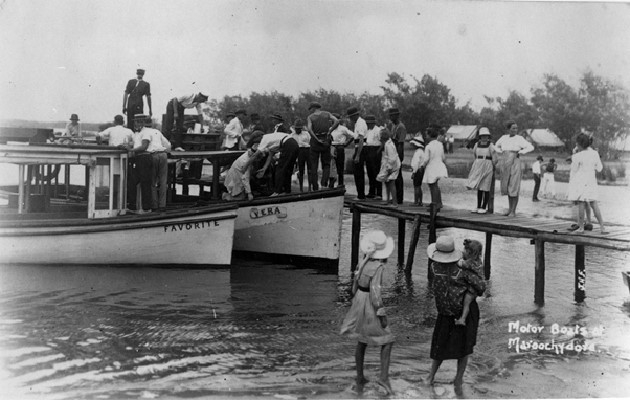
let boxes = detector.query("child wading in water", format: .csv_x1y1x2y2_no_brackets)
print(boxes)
340,230,395,396
454,239,484,326
376,129,401,206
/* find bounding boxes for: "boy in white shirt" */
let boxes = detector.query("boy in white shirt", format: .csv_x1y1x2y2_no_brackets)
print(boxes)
410,135,426,206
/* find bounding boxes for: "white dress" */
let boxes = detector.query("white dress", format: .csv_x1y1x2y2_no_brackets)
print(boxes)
567,148,602,201
422,139,448,184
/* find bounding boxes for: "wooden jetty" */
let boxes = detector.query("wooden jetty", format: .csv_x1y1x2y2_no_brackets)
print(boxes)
345,196,630,305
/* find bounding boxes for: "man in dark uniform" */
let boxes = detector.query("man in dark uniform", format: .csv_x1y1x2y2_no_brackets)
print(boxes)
387,108,407,204
306,102,339,190
123,68,152,129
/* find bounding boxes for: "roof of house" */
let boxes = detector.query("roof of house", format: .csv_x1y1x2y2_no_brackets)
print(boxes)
445,125,479,140
525,129,564,147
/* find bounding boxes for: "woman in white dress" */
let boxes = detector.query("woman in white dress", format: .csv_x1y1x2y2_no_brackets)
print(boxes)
422,125,448,210
567,133,607,234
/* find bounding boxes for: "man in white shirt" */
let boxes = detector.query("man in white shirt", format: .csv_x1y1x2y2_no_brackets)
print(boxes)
162,92,208,151
254,131,299,195
96,115,134,147
364,115,384,200
223,109,247,150
330,113,356,187
531,155,543,202
131,114,172,212
347,106,368,199
494,120,535,216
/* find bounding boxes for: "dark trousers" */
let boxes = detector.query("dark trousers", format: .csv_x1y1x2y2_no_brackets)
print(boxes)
162,101,185,148
126,102,143,129
365,146,382,197
309,140,331,190
334,146,346,185
395,142,404,203
275,138,299,194
353,147,367,198
127,154,153,211
533,174,541,200
296,147,311,188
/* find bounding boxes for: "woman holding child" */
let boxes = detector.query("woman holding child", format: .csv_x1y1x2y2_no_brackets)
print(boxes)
427,236,486,393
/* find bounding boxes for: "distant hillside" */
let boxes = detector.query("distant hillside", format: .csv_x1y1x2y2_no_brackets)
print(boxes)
0,119,107,132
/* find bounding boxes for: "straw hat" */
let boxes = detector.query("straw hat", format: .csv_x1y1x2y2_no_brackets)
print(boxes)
360,230,394,260
479,127,491,136
427,236,462,263
410,135,425,148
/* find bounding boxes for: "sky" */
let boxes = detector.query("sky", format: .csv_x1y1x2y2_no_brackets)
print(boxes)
1,0,629,123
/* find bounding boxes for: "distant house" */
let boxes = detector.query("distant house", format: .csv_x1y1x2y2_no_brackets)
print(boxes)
524,129,564,149
611,135,630,152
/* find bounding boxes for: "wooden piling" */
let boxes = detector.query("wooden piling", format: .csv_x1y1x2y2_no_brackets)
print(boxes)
488,167,496,214
484,232,492,279
398,218,406,268
405,215,422,273
534,240,545,305
351,205,361,272
575,245,586,303
428,204,438,280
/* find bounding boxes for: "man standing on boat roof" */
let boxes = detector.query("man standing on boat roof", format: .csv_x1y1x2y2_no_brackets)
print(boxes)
347,106,368,199
385,108,407,204
123,68,152,130
162,92,208,152
223,109,247,150
306,102,339,191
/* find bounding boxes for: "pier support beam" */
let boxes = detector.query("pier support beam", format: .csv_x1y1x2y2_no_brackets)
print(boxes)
351,205,361,272
398,218,405,268
405,215,422,273
575,245,586,303
484,232,492,279
534,240,545,305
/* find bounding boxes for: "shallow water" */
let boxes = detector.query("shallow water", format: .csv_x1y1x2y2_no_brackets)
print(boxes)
1,202,629,399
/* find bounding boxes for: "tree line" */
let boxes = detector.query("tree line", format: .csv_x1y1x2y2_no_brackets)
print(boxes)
207,70,629,159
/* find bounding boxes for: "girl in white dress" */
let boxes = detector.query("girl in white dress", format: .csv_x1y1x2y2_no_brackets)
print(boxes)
567,134,607,234
422,125,448,210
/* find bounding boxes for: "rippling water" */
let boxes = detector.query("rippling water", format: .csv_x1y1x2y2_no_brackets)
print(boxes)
1,210,630,399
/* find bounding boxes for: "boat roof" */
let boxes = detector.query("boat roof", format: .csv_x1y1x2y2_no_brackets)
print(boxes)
0,143,127,165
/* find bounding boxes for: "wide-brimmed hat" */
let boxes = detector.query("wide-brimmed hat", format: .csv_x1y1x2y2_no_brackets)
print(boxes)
346,106,360,117
388,107,400,115
270,113,284,122
479,127,491,136
234,109,247,116
364,115,376,124
410,136,425,148
226,111,236,119
69,114,79,121
360,230,394,260
427,236,462,263
293,118,304,130
308,101,322,110
536,155,544,161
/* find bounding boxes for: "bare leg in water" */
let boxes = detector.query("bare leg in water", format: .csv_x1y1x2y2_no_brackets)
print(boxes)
426,359,442,385
454,355,469,394
355,342,369,392
377,343,394,395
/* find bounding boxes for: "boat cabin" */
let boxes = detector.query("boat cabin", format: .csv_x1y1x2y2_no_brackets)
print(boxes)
0,144,128,219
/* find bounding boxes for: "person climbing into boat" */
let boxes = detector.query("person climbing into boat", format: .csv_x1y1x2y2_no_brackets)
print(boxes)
222,132,263,201
162,92,208,151
254,130,299,196
340,230,395,396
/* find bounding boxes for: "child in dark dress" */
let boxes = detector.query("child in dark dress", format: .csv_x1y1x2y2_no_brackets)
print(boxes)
454,239,484,326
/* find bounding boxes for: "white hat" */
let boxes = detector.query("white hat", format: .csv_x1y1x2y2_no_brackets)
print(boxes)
360,230,394,260
427,236,462,263
479,127,491,136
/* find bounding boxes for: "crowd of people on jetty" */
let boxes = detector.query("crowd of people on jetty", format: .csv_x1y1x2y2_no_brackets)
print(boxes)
57,68,607,233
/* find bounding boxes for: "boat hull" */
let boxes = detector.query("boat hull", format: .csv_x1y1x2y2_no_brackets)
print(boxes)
0,208,237,265
232,189,344,261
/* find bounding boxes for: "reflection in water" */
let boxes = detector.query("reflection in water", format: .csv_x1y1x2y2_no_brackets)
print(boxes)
0,210,629,398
